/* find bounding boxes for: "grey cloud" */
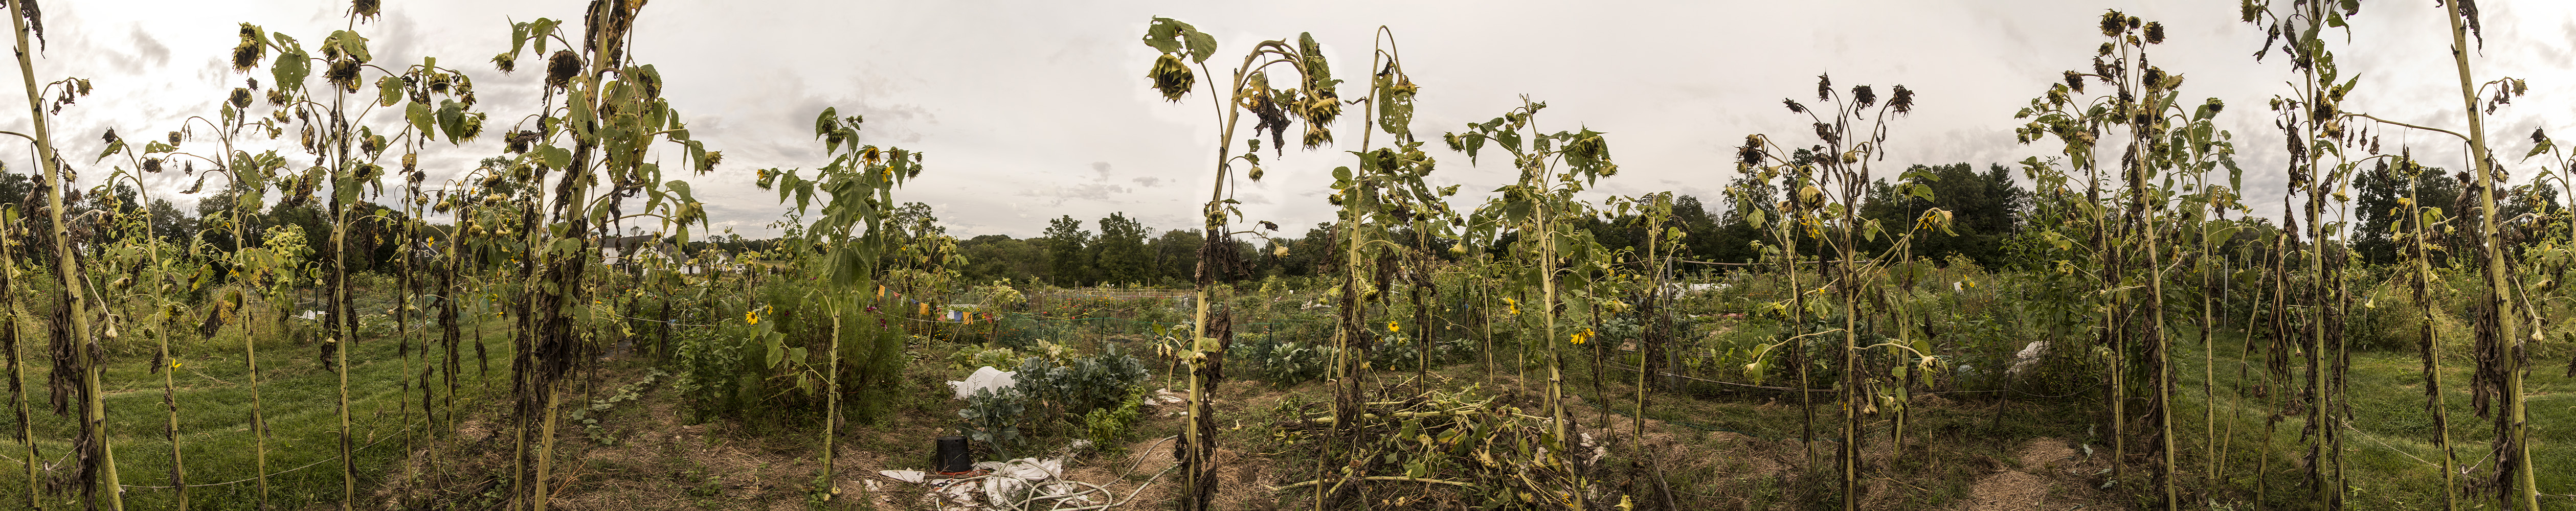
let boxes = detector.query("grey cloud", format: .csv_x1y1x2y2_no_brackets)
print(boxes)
1018,182,1130,206
129,27,171,66
31,1,2576,239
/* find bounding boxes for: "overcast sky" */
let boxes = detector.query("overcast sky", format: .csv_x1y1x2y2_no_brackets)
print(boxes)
8,1,2573,240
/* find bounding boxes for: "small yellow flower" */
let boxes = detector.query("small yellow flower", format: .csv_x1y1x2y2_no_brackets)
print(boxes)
171,361,183,369
1386,320,1400,333
1570,328,1594,345
745,311,759,325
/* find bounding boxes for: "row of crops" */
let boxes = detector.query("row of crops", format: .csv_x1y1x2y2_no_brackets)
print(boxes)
0,1,2567,510
1130,4,2570,510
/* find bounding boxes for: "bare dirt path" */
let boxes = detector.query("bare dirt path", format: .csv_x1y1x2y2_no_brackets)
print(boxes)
1962,437,2077,511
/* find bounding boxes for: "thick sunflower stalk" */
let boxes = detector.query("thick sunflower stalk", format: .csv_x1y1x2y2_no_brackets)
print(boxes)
1139,17,1338,511
6,2,121,509
488,2,714,508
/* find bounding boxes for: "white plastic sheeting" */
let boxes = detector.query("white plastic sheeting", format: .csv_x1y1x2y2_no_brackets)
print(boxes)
948,366,1018,400
2007,340,2049,379
878,457,1093,509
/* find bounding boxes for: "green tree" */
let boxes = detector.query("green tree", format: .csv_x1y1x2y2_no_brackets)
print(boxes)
1857,163,2027,266
958,234,1046,283
2355,164,2458,265
145,198,198,247
1043,215,1092,286
891,201,943,243
1275,222,1336,277
1092,212,1151,285
1148,228,1204,285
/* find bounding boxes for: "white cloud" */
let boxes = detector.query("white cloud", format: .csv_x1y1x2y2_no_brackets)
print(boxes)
5,1,2570,240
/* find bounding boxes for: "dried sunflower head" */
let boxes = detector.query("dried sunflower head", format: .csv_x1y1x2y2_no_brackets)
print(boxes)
233,26,265,69
233,42,264,70
327,59,362,92
1301,124,1333,149
1737,135,1765,167
1148,54,1194,102
545,50,581,89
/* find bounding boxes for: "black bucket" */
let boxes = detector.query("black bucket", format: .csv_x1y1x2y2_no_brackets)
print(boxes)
936,435,972,473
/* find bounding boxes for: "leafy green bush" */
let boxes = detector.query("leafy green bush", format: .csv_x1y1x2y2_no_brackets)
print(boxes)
670,323,748,422
1015,343,1151,420
2347,284,2423,352
958,386,1028,458
989,312,1066,350
1259,340,1334,387
955,345,1021,371
1083,386,1147,447
664,271,910,425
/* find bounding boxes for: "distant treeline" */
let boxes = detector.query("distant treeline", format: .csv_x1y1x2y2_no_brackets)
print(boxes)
78,160,2550,287
943,160,2566,287
956,162,2045,286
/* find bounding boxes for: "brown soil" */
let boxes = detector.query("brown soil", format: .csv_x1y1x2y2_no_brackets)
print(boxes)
1961,437,2085,511
383,349,2129,511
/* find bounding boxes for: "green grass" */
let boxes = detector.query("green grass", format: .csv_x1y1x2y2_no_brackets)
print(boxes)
2168,325,2574,510
1,310,516,511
